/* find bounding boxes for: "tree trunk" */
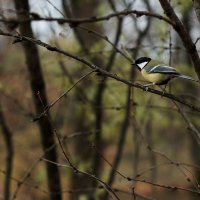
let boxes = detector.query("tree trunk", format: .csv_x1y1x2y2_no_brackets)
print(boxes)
14,1,62,200
62,1,104,199
0,104,14,200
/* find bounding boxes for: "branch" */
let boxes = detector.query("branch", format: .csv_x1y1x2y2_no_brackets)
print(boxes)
1,31,200,114
10,129,94,199
159,0,200,79
0,168,154,200
77,25,131,61
173,100,200,146
42,149,120,200
92,142,200,196
0,9,174,26
33,69,95,121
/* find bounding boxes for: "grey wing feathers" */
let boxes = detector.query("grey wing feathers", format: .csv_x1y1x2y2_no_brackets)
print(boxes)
175,74,197,82
144,63,199,82
147,65,179,74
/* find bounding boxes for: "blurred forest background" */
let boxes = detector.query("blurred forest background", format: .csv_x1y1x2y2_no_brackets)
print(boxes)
1,0,200,200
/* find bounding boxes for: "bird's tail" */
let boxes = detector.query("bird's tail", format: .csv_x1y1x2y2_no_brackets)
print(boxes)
175,74,199,83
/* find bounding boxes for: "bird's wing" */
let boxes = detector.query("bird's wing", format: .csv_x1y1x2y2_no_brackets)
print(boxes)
146,64,179,74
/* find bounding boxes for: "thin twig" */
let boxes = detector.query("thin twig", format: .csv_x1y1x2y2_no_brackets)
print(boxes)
10,129,92,199
42,158,120,200
33,69,95,121
0,168,154,199
131,114,199,190
77,25,131,61
88,143,200,196
173,100,200,146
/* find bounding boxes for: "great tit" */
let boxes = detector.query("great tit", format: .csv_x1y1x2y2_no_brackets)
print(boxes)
133,57,198,87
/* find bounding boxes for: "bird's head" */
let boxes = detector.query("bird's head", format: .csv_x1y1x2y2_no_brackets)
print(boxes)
133,57,151,70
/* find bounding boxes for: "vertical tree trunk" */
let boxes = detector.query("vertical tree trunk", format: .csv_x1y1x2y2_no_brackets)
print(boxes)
62,1,104,199
0,104,13,200
13,1,62,200
172,3,200,182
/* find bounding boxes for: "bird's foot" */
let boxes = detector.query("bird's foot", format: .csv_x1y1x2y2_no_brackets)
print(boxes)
143,83,154,91
144,85,149,91
161,90,165,97
158,85,167,97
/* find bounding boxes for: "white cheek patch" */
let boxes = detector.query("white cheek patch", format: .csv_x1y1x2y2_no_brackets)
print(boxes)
137,61,148,69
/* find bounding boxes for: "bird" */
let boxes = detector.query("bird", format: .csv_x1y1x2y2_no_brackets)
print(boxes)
133,57,198,90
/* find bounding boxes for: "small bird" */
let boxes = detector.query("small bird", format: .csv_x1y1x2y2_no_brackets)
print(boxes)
133,57,198,89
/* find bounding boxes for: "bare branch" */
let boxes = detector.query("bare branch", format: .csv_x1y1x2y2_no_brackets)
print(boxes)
0,168,155,200
91,141,200,196
173,100,200,146
53,127,119,199
159,0,200,79
8,129,94,199
1,31,200,114
0,9,174,26
33,69,95,121
77,25,131,61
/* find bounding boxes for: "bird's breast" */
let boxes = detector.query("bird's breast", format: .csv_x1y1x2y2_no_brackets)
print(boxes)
141,70,172,85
